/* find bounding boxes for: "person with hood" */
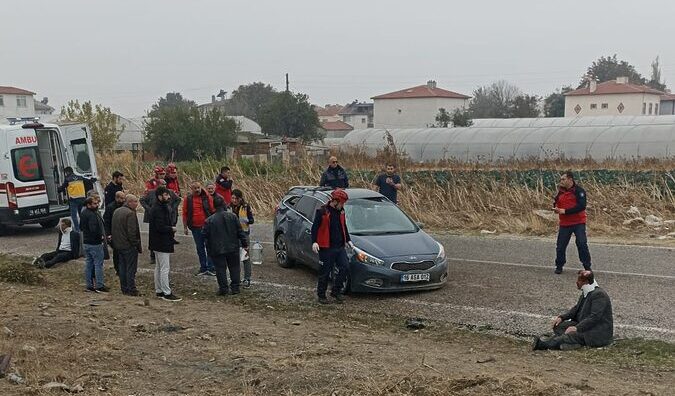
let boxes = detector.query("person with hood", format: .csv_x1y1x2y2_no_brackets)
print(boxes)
111,194,143,296
33,218,80,269
230,189,255,288
311,189,354,304
553,171,591,274
533,270,613,351
182,181,216,276
104,171,125,206
214,166,233,205
319,156,349,189
148,186,181,302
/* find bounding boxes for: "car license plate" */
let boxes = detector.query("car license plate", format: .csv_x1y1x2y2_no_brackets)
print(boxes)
401,273,430,283
22,205,49,218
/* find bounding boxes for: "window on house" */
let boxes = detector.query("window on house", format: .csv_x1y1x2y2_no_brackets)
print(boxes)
642,103,647,114
590,103,597,109
16,96,27,107
655,103,659,115
0,95,4,106
649,103,653,115
361,118,366,123
601,103,608,109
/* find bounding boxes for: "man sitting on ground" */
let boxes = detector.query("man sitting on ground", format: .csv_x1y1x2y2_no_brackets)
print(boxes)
33,218,80,269
533,270,613,351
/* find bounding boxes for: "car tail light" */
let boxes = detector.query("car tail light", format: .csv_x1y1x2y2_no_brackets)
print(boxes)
6,182,17,209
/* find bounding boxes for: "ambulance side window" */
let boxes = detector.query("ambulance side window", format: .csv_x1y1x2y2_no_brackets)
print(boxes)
12,147,43,182
70,138,92,174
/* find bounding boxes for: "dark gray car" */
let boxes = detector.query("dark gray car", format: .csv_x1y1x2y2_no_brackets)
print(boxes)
273,187,448,293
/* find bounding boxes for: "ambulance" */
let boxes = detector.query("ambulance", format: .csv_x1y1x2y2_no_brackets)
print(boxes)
0,118,103,230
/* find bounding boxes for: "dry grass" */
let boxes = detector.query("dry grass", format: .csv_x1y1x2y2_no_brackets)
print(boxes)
97,152,675,238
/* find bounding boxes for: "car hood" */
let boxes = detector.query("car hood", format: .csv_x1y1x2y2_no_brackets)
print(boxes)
351,231,439,259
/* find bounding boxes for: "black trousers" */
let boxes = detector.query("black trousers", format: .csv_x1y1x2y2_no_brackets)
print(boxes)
555,223,592,270
41,250,73,268
116,248,139,294
540,320,586,350
317,248,349,298
211,252,240,293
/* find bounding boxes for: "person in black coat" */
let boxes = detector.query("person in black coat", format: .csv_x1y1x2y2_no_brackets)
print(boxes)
33,218,81,268
103,191,125,274
533,270,613,351
104,171,125,206
202,209,249,295
148,186,181,302
319,156,349,189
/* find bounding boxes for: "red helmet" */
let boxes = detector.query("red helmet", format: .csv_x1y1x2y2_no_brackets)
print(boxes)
154,165,165,175
331,189,349,203
166,163,177,172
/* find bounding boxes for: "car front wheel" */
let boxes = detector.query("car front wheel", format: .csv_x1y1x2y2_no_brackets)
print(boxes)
274,233,295,268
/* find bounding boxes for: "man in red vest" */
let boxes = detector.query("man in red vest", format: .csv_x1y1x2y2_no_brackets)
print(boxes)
553,171,591,274
215,166,233,205
182,181,216,276
311,189,354,304
165,163,181,197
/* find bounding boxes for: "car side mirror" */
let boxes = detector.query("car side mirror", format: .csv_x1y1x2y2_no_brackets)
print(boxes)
416,222,425,229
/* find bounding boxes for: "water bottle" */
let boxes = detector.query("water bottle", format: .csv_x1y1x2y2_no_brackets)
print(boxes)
251,241,263,265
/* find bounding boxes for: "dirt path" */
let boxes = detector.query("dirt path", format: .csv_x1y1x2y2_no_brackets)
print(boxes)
0,263,673,395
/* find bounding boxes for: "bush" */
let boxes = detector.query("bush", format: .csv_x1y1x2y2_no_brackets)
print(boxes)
0,254,43,285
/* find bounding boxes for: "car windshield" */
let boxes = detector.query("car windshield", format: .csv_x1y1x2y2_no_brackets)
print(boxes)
344,198,418,235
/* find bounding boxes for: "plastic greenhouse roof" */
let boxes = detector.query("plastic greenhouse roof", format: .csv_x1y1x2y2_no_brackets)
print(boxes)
341,116,675,162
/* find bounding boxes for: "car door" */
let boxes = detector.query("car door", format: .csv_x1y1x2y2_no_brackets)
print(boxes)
59,123,104,198
294,195,324,268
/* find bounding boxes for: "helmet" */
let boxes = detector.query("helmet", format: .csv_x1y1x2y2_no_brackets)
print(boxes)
166,163,177,172
154,165,165,175
331,189,349,203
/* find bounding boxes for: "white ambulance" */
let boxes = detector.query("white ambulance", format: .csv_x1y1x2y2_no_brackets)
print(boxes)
0,119,102,230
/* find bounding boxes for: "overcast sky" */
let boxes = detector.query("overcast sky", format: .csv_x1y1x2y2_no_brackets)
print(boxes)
3,0,674,116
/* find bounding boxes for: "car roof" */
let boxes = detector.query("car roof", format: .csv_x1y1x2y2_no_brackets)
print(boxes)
310,188,384,201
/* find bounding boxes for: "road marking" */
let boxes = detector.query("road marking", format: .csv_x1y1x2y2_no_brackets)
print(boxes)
447,257,675,280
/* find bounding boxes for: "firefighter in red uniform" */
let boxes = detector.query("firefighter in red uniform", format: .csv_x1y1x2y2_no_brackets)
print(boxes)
145,166,166,193
311,189,354,304
553,171,592,274
165,163,181,197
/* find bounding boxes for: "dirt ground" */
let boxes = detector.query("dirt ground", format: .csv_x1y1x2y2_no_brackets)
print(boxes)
0,257,673,396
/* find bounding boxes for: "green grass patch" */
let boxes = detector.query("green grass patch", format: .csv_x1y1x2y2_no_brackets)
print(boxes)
0,254,43,285
576,338,675,370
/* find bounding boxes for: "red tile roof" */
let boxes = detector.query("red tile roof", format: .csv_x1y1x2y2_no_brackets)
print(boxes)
661,93,675,101
0,86,35,95
564,81,664,96
315,104,345,117
321,120,354,131
372,84,470,100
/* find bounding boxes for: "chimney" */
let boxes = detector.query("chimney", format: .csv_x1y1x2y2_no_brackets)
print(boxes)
589,80,597,93
427,80,437,89
41,97,48,104
211,95,216,103
616,76,629,84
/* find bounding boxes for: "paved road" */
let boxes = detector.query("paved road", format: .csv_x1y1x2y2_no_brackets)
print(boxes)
2,216,673,342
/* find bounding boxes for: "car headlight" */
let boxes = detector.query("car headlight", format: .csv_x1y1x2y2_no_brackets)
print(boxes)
353,246,385,266
436,242,446,262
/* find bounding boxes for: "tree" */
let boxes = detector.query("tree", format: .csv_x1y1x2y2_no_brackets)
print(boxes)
451,108,473,127
435,108,451,127
543,87,572,117
258,91,322,142
468,80,521,118
647,56,667,91
580,54,645,88
221,82,278,122
148,92,196,117
511,94,541,118
59,100,123,152
145,96,238,161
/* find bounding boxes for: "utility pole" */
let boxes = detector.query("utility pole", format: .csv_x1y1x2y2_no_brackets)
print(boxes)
285,73,289,92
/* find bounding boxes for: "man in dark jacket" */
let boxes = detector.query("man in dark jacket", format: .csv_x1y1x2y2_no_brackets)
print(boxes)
148,187,181,302
80,196,108,293
104,171,125,206
202,207,249,295
553,171,591,274
230,189,255,288
33,218,80,269
141,180,180,264
372,163,403,204
104,191,125,274
311,189,354,304
111,195,142,296
319,156,349,189
533,270,613,351
182,182,216,276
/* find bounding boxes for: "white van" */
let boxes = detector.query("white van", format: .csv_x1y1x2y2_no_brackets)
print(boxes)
0,119,102,230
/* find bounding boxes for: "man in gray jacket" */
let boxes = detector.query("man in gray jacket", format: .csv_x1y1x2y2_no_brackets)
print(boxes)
111,195,142,296
202,209,249,296
533,270,613,351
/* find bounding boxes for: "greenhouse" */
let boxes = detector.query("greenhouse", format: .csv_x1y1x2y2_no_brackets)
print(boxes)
340,115,675,162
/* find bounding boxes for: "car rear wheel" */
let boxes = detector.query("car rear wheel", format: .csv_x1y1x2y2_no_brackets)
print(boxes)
274,233,295,268
39,219,60,229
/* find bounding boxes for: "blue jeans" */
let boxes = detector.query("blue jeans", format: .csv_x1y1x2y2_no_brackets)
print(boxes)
191,227,214,272
555,223,592,270
83,243,105,289
69,198,85,232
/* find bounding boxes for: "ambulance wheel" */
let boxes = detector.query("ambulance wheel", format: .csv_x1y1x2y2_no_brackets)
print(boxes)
39,219,60,229
274,233,295,268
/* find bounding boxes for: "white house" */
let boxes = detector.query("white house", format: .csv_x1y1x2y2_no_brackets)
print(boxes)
372,81,470,129
339,101,373,129
564,77,665,117
0,86,36,119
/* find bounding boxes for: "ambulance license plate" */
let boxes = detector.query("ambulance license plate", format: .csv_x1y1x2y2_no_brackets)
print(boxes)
23,205,49,218
401,273,430,283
